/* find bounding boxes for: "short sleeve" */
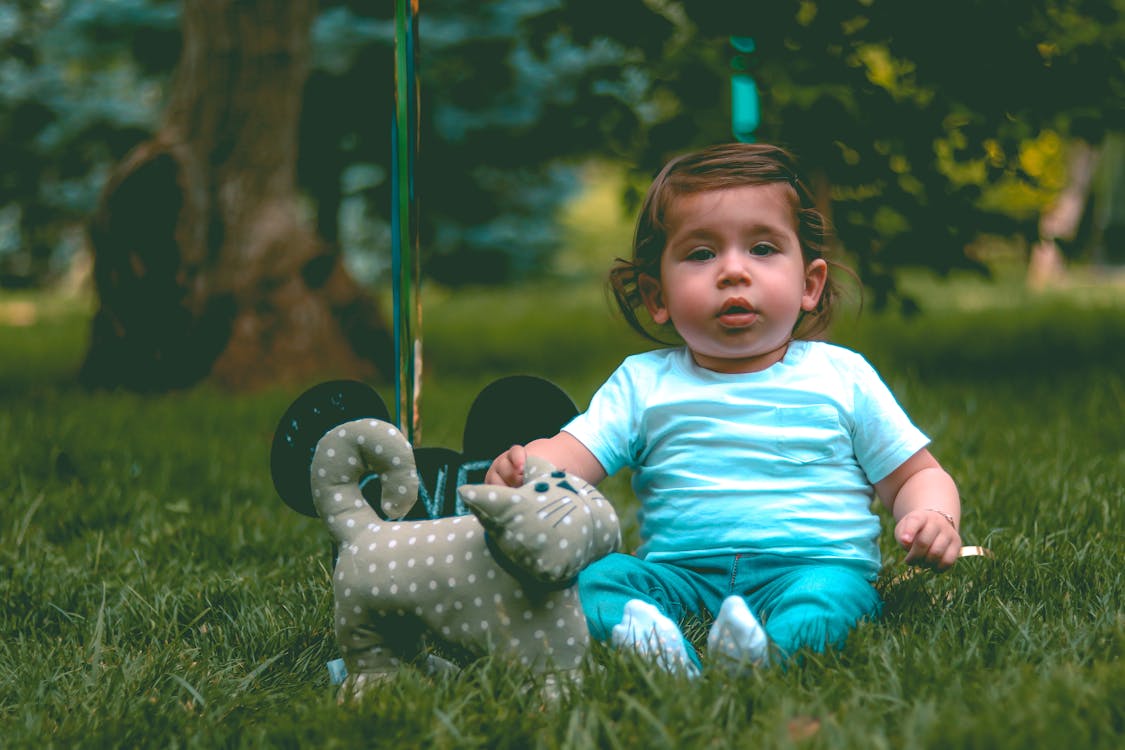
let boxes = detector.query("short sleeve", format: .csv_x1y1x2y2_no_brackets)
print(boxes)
846,354,930,484
561,358,647,477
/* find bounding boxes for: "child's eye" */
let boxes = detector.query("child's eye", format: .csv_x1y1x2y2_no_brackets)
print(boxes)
749,243,777,256
686,247,715,261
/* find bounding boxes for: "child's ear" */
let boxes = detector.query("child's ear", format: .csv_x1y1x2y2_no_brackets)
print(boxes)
638,273,670,325
801,259,828,312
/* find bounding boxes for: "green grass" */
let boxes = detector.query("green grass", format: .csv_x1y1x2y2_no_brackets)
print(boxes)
1,271,1122,749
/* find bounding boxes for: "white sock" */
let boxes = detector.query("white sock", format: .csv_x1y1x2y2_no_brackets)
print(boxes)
707,596,770,671
611,599,699,677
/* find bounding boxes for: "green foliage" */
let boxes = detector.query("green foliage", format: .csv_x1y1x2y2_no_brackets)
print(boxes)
1,276,1123,747
0,0,176,286
558,0,1125,308
302,0,643,286
2,0,1123,301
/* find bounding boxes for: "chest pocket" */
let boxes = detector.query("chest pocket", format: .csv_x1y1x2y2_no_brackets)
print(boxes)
772,405,842,464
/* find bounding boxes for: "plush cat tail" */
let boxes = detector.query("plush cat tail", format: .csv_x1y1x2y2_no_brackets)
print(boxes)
309,418,419,545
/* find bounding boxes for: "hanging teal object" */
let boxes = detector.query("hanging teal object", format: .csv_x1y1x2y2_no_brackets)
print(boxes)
392,0,422,443
269,1,579,535
730,36,759,143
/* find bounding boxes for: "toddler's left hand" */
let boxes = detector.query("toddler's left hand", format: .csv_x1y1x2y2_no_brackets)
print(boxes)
895,509,961,571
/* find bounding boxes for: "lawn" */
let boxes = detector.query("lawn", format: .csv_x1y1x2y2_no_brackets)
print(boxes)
1,266,1122,748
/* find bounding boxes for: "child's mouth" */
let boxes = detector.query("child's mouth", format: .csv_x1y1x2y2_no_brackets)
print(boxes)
718,299,758,327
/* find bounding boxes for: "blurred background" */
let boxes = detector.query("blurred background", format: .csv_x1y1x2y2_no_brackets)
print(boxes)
0,0,1122,394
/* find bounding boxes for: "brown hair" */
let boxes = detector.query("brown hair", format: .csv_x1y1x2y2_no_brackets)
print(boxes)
610,142,840,343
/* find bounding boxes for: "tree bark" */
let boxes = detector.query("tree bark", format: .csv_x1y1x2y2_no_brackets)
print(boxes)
80,0,391,391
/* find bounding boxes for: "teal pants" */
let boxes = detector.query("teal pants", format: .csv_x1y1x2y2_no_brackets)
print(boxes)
577,552,881,667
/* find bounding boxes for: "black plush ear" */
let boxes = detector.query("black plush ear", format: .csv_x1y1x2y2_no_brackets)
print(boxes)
272,375,576,520
461,375,579,465
404,376,578,519
270,380,390,517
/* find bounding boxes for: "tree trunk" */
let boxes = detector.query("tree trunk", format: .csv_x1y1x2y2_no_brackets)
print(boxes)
80,0,391,391
1028,139,1099,290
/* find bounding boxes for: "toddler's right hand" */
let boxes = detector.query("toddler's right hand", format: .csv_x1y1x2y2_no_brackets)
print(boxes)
485,444,527,487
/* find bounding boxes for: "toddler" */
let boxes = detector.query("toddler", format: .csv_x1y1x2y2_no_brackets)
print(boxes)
487,143,961,673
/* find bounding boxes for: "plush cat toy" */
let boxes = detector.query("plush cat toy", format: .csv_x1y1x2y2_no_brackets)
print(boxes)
309,417,620,696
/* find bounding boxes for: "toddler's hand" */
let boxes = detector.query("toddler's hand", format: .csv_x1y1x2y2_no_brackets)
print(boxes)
895,509,961,571
485,444,527,487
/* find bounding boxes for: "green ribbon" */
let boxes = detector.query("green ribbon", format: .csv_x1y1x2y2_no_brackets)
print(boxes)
391,0,422,443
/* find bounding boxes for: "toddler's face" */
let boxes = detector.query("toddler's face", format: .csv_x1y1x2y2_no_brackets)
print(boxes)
641,183,826,373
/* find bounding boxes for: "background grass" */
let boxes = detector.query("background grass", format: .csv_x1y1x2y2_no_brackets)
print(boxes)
1,263,1122,748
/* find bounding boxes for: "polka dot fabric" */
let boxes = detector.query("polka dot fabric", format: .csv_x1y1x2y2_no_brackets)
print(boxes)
309,418,620,695
460,458,621,584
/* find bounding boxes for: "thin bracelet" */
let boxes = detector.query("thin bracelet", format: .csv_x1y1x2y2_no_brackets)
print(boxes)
926,508,957,529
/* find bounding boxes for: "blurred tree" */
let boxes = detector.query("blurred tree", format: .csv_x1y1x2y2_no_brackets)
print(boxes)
2,0,1122,382
0,0,176,287
535,0,1124,308
297,0,655,285
80,0,391,390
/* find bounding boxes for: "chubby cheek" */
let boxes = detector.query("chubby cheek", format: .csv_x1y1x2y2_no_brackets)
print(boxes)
665,296,713,335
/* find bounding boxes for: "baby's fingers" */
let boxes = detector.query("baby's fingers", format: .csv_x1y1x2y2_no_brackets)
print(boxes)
895,513,927,552
484,445,526,487
930,530,962,571
936,537,961,570
898,514,961,570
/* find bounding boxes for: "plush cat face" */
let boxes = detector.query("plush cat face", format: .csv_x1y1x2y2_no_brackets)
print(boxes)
459,458,622,585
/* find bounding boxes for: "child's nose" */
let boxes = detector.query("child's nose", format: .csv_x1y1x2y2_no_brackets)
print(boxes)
717,252,751,285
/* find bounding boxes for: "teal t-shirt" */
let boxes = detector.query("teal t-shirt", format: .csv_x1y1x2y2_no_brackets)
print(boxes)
563,341,929,579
